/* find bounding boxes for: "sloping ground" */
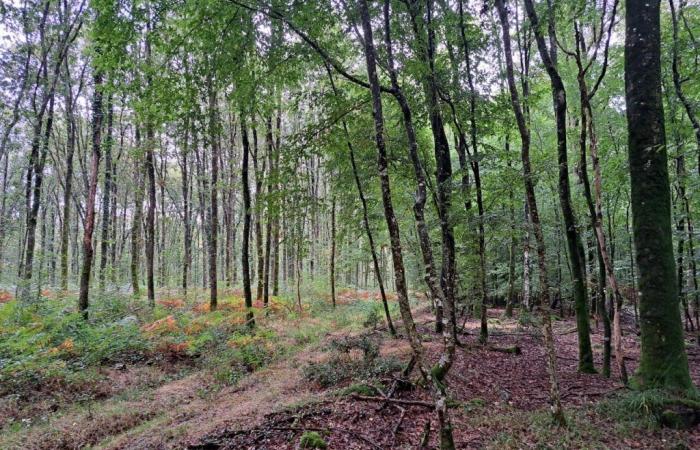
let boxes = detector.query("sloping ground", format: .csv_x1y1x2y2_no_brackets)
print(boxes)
186,309,700,450
3,302,699,449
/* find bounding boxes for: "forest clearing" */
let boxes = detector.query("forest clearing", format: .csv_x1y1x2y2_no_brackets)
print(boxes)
1,0,700,448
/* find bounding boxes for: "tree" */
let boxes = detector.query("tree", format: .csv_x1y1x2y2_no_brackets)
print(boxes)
78,66,103,319
495,0,566,425
523,0,595,374
624,0,693,391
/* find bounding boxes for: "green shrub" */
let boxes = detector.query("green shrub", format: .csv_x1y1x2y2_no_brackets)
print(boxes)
362,306,380,329
340,383,380,396
299,431,327,449
303,335,400,387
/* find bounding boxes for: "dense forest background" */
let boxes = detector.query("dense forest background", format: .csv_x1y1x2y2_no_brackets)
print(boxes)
0,0,699,448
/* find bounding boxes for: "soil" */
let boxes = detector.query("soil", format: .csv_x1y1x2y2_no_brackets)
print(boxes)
5,304,700,449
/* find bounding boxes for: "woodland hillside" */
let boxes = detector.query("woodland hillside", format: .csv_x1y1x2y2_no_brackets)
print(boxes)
0,0,700,448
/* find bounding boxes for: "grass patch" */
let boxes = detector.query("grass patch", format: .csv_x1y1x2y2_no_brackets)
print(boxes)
299,431,327,449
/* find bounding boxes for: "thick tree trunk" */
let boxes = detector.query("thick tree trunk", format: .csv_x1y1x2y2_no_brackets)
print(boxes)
624,0,693,390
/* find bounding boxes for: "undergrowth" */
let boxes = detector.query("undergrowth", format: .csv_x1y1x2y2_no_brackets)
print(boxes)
0,284,397,447
302,334,402,387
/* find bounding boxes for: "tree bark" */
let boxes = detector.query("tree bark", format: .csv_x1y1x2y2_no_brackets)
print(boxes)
241,112,255,327
624,0,693,391
99,95,114,290
78,70,103,319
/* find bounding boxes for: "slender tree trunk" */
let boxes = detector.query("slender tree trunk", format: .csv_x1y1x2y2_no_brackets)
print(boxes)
21,94,55,301
325,64,396,335
241,112,255,327
208,77,219,311
130,128,144,296
180,119,191,295
263,117,274,307
99,95,114,290
0,153,9,278
669,0,700,176
145,122,156,306
496,0,566,425
524,0,594,374
358,0,425,375
330,196,336,308
144,22,156,307
252,126,265,301
369,2,455,448
60,64,77,291
78,70,103,319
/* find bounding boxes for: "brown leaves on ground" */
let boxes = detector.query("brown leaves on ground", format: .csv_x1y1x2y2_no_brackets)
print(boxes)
190,308,700,450
0,290,13,303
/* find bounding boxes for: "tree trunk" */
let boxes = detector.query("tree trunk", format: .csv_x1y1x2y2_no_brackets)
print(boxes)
208,77,219,311
668,0,700,176
263,117,274,307
496,0,566,425
330,196,336,308
99,95,114,290
624,0,693,390
78,70,103,319
325,64,396,335
130,128,144,296
524,0,594,374
241,112,255,327
60,61,77,291
180,118,191,295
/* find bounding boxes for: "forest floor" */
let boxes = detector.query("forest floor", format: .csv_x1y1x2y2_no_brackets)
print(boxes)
1,288,699,449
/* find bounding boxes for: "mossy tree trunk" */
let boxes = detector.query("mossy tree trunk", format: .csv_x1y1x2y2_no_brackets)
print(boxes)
624,0,693,392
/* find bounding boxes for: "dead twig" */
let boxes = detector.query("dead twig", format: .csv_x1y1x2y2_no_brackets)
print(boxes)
352,394,434,408
391,406,406,446
419,420,431,449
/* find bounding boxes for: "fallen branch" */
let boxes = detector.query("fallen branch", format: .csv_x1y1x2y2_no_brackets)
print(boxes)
419,420,431,449
352,394,434,408
459,342,522,355
557,327,579,335
391,406,406,446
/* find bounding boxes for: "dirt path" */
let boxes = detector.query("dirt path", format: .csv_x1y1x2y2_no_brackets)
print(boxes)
99,325,413,449
7,304,699,449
